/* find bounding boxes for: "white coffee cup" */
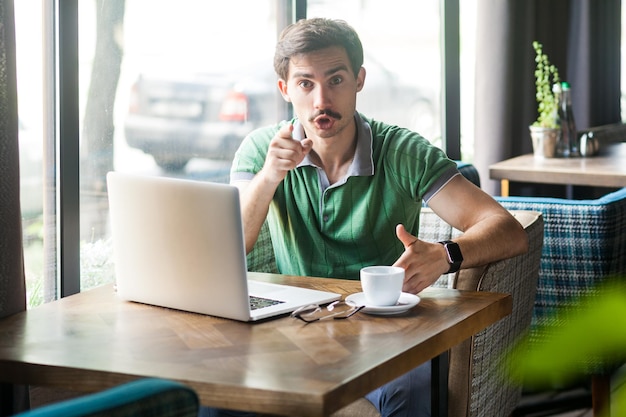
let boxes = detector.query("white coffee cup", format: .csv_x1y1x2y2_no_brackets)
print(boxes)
360,266,405,306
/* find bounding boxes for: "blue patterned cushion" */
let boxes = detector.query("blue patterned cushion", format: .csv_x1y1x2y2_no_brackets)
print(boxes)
15,379,199,417
497,187,626,347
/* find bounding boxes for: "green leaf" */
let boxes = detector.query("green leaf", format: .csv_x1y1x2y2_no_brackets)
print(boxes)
507,278,626,415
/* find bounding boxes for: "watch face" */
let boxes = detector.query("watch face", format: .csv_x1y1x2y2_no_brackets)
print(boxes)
441,241,463,274
446,242,463,263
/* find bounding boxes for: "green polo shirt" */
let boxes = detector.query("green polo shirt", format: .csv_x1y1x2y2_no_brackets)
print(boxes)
230,113,458,280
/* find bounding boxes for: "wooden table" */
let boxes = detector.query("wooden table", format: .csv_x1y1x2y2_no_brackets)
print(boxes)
489,143,626,196
0,273,512,417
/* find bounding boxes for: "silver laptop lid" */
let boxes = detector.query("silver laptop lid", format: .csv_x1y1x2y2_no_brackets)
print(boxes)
107,172,253,320
106,172,341,321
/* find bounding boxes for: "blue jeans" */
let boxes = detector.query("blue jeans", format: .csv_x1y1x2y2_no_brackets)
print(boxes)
365,361,431,417
199,361,431,417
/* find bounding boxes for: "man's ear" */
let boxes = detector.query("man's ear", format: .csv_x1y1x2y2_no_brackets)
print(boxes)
356,67,366,93
277,79,291,102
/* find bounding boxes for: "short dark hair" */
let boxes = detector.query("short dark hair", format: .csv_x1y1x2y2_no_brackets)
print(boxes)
274,18,364,81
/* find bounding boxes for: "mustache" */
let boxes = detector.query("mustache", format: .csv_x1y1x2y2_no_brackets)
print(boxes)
309,109,342,121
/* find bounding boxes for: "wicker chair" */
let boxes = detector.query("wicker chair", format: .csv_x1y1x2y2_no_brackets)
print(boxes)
332,209,543,417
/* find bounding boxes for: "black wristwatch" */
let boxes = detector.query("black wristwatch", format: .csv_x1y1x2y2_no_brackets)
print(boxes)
438,240,463,274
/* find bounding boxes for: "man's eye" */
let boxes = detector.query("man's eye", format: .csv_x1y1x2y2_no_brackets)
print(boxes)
330,76,343,85
299,80,312,89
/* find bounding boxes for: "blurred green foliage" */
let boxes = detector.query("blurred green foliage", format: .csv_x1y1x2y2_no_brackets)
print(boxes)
508,278,626,416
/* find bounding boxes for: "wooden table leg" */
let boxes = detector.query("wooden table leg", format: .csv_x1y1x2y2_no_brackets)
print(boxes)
431,350,449,417
0,383,13,417
0,383,28,417
592,374,610,417
500,179,510,197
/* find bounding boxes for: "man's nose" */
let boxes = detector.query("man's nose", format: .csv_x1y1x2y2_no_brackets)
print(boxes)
313,85,332,108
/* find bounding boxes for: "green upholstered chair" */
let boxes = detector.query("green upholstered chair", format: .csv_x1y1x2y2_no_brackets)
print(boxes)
14,379,199,417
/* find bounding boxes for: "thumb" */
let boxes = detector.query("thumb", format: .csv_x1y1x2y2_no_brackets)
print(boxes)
301,138,313,154
396,224,418,249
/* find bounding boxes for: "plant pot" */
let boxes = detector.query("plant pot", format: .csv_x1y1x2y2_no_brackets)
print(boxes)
529,126,560,158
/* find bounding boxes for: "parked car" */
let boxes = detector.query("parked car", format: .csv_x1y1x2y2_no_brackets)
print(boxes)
124,55,438,171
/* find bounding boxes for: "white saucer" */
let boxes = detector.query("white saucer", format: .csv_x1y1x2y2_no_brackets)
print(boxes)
345,292,420,316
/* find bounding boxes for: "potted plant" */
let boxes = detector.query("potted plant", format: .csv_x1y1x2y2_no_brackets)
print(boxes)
529,41,561,158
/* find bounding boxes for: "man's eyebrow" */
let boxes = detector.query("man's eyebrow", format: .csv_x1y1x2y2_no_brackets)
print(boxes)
291,64,351,79
291,70,313,79
325,64,351,77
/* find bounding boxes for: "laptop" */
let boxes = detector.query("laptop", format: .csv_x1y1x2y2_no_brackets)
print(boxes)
106,171,341,321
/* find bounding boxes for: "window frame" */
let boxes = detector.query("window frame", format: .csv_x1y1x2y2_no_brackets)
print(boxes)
57,0,81,297
54,0,461,297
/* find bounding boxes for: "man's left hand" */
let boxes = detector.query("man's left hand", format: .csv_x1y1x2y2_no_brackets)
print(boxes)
392,224,450,294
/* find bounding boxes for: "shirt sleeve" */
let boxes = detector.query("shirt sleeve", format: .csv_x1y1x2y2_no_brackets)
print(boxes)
422,167,460,204
229,123,285,184
377,121,458,203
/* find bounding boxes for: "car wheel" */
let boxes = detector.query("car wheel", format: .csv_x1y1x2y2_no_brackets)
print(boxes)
153,155,190,172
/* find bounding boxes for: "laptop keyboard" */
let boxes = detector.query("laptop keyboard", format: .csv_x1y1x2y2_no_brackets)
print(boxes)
249,295,285,311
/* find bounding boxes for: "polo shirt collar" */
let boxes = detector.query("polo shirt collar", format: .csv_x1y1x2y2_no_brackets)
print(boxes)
294,112,374,177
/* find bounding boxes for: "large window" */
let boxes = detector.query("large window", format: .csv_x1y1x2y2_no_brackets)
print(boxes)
77,0,281,297
15,0,45,307
17,0,466,306
308,0,443,147
623,2,626,122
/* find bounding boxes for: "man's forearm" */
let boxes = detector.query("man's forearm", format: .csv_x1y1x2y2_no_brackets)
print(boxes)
455,213,528,269
235,173,281,254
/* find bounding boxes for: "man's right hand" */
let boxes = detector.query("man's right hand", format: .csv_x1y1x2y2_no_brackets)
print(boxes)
260,123,313,185
235,123,313,253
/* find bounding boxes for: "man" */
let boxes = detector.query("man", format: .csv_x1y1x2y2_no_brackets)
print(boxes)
217,18,527,417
